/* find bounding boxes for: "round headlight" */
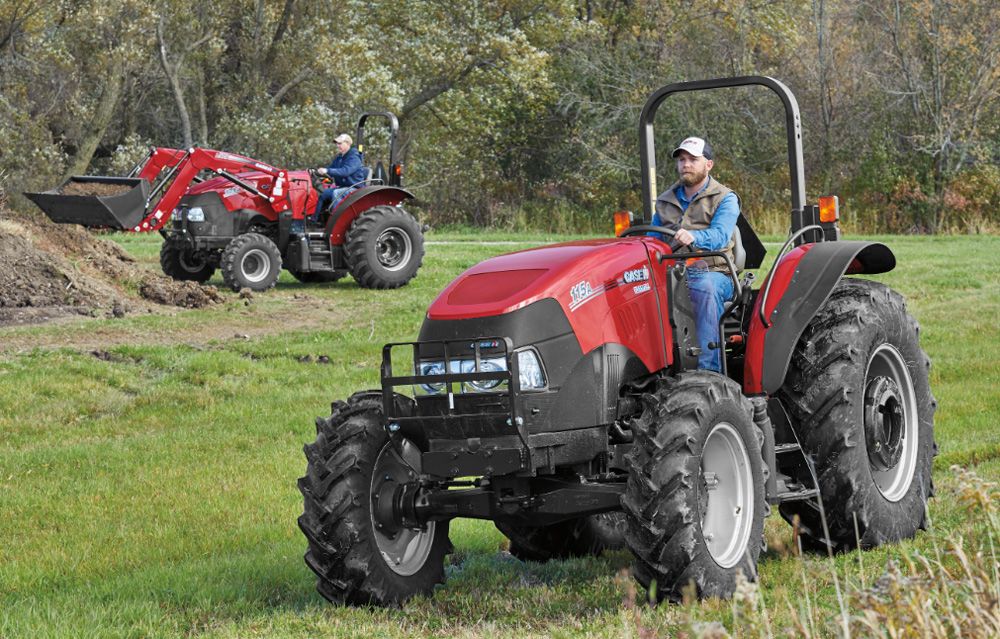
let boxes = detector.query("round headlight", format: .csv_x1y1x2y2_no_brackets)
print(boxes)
419,361,446,394
464,358,505,392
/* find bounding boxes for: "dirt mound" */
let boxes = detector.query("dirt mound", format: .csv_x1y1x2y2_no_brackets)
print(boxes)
58,181,133,197
0,206,224,325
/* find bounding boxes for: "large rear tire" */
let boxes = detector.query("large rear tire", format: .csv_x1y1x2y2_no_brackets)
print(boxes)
776,278,936,551
298,394,451,606
345,205,423,289
220,233,281,292
496,512,627,561
623,372,767,602
159,243,215,283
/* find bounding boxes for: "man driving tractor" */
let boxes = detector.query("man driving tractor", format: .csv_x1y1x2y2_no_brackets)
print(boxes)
313,132,368,220
652,136,740,372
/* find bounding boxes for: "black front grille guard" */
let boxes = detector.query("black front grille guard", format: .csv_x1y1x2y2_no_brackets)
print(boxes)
380,337,532,472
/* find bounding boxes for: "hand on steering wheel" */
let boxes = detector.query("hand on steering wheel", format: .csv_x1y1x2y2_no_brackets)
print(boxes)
618,224,685,251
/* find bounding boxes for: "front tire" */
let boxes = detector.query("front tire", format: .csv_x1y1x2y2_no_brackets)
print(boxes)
345,205,424,289
496,512,627,561
159,243,215,283
623,372,767,602
220,233,282,292
776,278,936,551
298,394,451,606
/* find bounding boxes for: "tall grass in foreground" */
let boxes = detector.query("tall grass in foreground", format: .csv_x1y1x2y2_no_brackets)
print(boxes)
618,465,1000,638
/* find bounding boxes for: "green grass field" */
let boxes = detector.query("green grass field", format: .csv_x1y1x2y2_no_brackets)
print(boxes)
2,231,999,638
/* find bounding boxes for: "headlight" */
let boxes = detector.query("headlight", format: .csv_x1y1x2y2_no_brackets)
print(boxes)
418,361,447,394
186,207,205,222
463,357,505,391
517,349,546,390
416,349,545,395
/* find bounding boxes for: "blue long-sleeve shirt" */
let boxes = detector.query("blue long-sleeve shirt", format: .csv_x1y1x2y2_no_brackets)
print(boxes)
326,147,367,187
652,179,740,250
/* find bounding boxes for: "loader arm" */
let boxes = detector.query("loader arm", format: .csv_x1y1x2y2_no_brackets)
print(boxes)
133,148,294,232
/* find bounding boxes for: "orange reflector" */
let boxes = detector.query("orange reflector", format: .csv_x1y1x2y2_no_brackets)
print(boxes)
394,164,403,177
614,210,633,236
819,195,839,223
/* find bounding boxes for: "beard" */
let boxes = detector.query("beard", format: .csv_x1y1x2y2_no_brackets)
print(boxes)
679,165,708,187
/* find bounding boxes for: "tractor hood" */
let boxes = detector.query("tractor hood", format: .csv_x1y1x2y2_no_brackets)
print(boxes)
186,169,313,196
426,238,660,320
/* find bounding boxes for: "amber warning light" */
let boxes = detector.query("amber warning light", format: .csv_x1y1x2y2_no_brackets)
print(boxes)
614,210,633,236
819,195,839,223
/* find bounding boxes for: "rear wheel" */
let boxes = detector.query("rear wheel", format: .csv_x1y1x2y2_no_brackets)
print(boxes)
345,205,423,289
220,233,281,292
298,394,451,606
159,243,215,283
623,372,767,602
776,278,936,551
496,512,627,561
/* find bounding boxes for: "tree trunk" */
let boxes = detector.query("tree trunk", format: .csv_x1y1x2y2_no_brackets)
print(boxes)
62,55,125,179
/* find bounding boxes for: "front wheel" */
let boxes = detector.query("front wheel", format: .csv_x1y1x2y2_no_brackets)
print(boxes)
623,372,767,602
220,233,282,292
345,205,424,289
159,243,215,283
298,394,451,606
776,278,936,551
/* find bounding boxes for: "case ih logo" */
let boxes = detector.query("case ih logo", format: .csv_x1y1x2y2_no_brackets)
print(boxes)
623,267,649,284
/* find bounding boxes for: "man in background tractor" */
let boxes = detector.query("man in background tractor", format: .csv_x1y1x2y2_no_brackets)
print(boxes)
313,133,367,220
652,137,740,372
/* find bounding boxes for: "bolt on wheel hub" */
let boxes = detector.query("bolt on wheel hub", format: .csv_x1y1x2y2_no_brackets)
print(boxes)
864,375,904,471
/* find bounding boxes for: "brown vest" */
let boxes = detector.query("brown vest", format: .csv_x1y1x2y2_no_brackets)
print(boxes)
655,177,737,272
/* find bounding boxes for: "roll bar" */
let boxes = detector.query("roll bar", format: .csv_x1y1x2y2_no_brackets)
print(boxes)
638,76,806,233
356,111,402,187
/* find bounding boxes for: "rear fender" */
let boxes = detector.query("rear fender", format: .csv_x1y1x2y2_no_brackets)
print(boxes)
326,186,414,244
743,241,895,395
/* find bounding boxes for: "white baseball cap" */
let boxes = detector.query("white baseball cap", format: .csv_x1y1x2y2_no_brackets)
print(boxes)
671,137,714,160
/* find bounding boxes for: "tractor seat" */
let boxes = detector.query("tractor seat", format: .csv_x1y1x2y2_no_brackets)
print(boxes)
732,225,746,273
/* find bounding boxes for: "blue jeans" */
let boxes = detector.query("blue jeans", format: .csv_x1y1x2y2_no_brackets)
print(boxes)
686,268,734,372
313,186,355,219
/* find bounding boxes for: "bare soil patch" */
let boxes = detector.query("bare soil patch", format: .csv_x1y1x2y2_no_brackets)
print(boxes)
0,206,223,325
58,181,134,197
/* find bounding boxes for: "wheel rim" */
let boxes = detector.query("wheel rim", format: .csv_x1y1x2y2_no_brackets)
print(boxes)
240,248,271,283
865,343,918,502
370,439,436,576
700,422,754,569
375,227,413,272
178,251,207,273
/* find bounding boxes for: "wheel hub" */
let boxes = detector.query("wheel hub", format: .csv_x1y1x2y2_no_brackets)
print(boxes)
864,375,904,471
240,248,270,283
375,227,412,271
700,422,754,569
369,439,436,576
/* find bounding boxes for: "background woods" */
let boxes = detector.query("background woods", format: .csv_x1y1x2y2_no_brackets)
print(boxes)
1,0,997,234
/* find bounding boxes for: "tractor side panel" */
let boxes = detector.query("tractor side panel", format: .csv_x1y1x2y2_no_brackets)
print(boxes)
743,240,896,395
326,186,414,244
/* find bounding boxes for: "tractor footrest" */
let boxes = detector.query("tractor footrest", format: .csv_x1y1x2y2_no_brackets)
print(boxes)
422,447,522,477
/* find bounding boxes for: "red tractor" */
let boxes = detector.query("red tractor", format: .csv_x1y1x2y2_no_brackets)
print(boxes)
26,112,423,291
297,77,936,605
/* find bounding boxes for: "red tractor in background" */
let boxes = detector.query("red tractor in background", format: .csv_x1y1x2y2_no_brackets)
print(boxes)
26,112,423,291
298,77,936,606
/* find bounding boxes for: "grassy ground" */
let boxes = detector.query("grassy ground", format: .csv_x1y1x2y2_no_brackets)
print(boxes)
1,231,998,638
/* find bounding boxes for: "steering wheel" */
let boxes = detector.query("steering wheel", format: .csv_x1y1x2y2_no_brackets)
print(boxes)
619,224,685,251
308,168,331,192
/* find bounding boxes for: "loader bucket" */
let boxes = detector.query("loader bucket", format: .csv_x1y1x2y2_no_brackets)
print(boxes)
24,176,150,230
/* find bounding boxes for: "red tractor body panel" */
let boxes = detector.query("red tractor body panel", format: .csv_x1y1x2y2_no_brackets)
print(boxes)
186,169,318,221
425,237,675,374
743,244,814,394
